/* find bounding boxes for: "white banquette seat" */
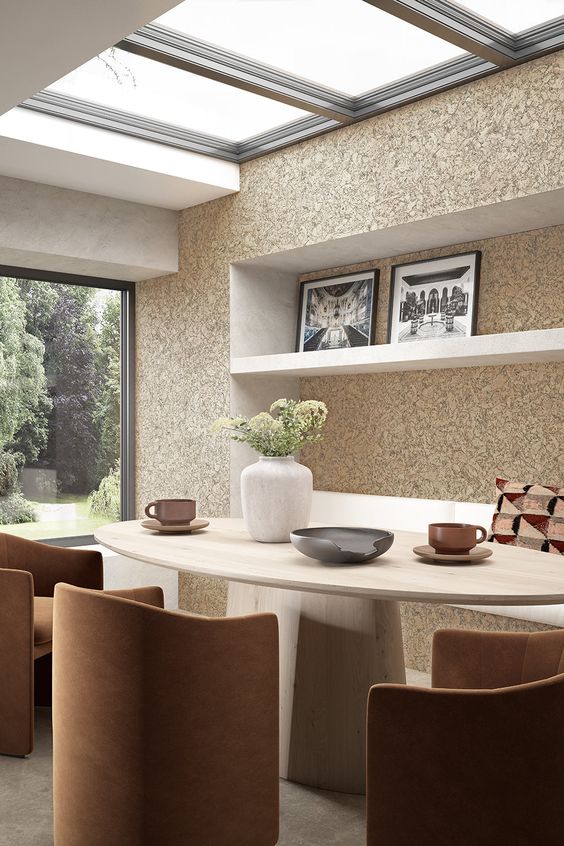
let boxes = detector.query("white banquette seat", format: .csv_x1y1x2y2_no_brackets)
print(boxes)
310,490,564,628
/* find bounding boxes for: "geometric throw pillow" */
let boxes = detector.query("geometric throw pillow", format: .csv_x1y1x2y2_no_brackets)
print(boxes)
489,476,564,555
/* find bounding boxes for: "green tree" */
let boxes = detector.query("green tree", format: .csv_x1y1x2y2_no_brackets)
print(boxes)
88,463,120,521
0,278,48,451
0,277,45,525
16,278,58,338
94,293,121,480
8,278,56,464
42,285,101,493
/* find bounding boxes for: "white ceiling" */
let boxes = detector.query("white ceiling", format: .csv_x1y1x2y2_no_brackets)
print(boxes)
0,109,239,210
0,0,183,115
0,0,240,210
0,0,239,209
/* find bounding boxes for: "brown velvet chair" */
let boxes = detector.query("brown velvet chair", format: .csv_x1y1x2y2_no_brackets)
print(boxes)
367,628,564,846
53,583,280,846
0,532,104,756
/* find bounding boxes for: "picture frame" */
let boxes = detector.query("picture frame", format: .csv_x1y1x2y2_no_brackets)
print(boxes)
387,251,481,345
295,270,379,352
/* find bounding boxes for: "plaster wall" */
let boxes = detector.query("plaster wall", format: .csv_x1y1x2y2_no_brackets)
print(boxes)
0,175,178,280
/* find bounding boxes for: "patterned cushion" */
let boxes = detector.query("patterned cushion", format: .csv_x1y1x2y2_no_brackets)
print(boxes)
490,477,564,555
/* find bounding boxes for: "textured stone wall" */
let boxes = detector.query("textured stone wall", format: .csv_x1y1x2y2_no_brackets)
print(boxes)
299,225,564,502
301,360,564,503
135,54,564,662
136,54,564,517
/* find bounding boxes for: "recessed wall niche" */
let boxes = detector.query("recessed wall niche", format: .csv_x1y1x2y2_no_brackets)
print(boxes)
228,220,564,514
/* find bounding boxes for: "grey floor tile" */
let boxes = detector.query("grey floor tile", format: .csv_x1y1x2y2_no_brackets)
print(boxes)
0,671,431,846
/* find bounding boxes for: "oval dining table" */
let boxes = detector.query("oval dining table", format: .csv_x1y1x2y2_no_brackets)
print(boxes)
95,518,564,794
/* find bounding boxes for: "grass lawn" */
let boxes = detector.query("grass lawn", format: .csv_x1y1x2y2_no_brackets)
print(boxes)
1,494,116,541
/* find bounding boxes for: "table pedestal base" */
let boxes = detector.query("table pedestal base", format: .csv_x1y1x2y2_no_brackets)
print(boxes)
227,583,405,794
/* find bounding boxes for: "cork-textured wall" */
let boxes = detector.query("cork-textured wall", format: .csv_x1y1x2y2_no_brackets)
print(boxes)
301,362,564,503
136,211,231,520
135,54,564,642
298,225,564,502
136,54,564,518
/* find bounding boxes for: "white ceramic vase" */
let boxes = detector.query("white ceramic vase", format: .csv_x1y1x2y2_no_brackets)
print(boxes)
241,455,313,543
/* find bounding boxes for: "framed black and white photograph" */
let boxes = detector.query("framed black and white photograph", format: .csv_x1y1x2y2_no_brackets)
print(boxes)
296,270,379,352
387,251,481,344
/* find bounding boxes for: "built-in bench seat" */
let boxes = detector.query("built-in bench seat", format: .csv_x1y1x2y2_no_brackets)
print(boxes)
310,490,564,628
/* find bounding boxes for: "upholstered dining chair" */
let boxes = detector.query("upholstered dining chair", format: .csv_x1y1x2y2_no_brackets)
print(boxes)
53,583,280,846
0,532,104,756
367,628,564,846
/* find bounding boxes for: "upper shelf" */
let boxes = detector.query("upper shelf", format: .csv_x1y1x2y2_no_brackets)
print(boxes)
231,328,564,378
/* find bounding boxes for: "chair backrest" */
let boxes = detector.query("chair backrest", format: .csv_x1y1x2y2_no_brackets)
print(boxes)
367,633,564,845
53,584,279,846
0,532,102,595
432,628,564,689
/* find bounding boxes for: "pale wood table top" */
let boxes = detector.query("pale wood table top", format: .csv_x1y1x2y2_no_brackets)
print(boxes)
95,518,564,606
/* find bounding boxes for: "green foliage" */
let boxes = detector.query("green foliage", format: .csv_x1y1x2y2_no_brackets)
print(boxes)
4,278,53,463
213,399,328,457
94,293,121,480
0,277,26,446
0,278,49,453
88,465,120,521
0,451,18,497
0,491,36,525
42,285,101,492
8,392,52,465
16,278,58,338
2,277,122,511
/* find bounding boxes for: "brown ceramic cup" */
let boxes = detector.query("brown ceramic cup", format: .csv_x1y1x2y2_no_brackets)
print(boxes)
428,522,488,555
144,498,196,526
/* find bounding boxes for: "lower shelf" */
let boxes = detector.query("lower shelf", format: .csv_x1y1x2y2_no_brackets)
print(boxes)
230,327,564,378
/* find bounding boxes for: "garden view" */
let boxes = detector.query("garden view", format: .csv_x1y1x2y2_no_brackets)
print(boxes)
0,275,121,540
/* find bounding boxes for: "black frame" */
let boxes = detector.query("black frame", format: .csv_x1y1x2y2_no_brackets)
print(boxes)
387,250,481,344
0,264,135,546
295,269,379,353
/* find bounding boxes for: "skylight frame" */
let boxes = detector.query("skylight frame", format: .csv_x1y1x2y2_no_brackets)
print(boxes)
20,1,564,164
151,0,467,98
444,1,564,35
120,24,356,123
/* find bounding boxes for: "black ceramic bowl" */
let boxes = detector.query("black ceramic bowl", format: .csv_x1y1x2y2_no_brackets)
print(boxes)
290,527,394,564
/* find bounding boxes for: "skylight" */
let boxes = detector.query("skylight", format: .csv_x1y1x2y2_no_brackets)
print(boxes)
153,0,463,96
46,48,310,142
452,0,564,33
22,0,564,162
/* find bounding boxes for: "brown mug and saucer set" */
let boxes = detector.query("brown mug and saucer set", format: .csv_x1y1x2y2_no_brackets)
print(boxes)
414,523,492,564
141,499,209,534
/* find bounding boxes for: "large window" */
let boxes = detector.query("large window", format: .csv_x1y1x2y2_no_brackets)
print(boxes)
0,268,133,544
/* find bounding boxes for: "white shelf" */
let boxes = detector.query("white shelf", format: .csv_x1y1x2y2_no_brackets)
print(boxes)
231,328,564,378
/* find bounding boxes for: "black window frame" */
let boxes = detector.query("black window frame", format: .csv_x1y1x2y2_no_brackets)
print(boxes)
0,264,135,546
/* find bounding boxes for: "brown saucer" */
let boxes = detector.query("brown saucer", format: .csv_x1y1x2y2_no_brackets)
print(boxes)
413,544,492,563
141,518,209,534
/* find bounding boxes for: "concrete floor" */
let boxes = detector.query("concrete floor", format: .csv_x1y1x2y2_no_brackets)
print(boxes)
0,670,430,846
0,709,53,846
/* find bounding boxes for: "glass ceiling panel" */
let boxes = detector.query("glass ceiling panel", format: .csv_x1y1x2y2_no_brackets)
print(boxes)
453,0,564,33
45,48,309,142
154,0,463,97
